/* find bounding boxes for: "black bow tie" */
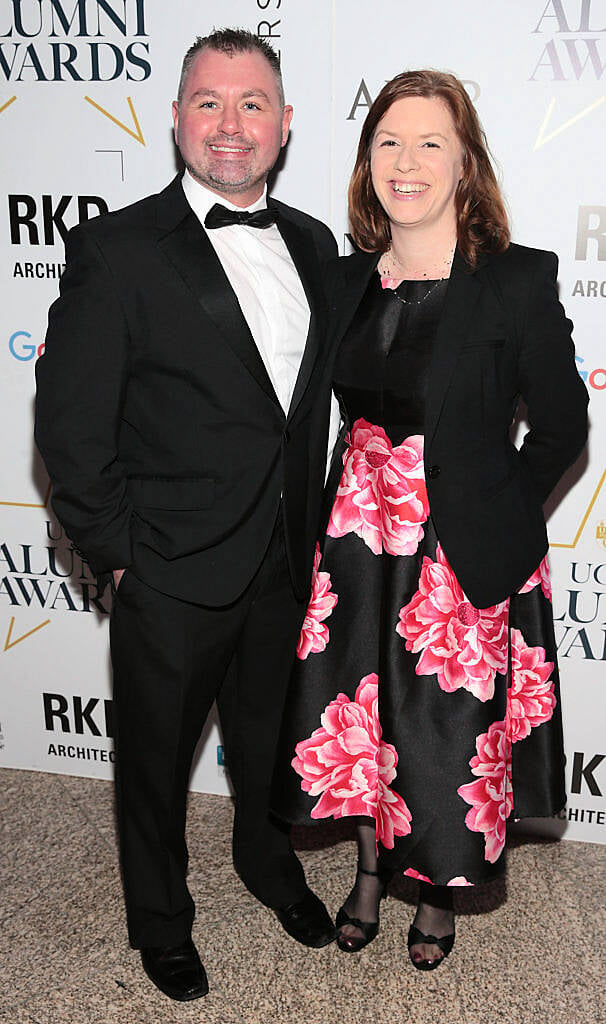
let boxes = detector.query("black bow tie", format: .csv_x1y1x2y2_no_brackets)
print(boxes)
204,203,276,229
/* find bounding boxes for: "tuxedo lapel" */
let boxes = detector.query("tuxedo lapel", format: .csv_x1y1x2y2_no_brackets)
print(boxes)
425,249,483,445
331,251,381,350
156,182,280,408
273,206,328,420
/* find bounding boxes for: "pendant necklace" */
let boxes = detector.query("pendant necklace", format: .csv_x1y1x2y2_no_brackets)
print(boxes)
390,278,447,306
380,245,455,306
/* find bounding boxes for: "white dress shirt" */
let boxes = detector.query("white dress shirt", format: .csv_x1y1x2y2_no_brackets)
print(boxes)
181,171,342,468
182,170,310,415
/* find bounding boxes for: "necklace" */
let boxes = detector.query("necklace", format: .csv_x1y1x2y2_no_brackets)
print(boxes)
380,244,455,281
388,277,447,306
379,243,454,306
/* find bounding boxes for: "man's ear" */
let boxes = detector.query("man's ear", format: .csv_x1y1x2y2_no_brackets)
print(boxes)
281,105,294,148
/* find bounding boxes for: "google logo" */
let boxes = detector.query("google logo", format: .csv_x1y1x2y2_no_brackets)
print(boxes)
576,356,606,391
8,331,45,361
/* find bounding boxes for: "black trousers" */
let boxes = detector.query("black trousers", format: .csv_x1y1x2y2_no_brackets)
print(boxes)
109,514,308,948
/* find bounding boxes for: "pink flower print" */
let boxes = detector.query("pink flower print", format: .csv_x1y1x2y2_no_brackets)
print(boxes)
457,721,513,864
404,869,473,886
296,544,338,660
506,628,555,743
396,544,509,702
519,555,552,602
327,419,429,557
404,868,433,883
291,674,412,849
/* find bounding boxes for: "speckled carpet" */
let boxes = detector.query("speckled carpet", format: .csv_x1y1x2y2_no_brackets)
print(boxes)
1,767,604,1024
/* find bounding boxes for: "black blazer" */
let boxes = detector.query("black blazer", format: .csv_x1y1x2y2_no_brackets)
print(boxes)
328,244,589,608
35,176,337,605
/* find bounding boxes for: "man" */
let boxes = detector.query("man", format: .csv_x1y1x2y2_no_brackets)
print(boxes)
35,29,338,1002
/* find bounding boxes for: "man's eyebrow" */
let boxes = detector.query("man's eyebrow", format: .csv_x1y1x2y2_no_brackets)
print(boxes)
188,88,220,100
187,88,272,102
241,89,272,101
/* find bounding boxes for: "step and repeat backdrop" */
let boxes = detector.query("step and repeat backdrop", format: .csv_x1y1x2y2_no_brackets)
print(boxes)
1,0,604,843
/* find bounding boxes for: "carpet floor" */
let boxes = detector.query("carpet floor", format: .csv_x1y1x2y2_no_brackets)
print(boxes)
1,767,604,1024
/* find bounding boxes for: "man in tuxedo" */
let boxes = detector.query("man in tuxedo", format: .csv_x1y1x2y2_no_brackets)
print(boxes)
35,29,337,1001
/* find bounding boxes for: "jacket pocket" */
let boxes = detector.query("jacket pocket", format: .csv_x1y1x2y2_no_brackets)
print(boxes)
461,337,505,351
480,462,519,499
127,477,215,510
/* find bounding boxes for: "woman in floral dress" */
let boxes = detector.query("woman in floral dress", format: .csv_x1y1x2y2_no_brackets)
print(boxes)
273,70,588,968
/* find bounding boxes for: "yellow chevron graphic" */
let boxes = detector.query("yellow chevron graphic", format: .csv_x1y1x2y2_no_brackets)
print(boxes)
0,96,17,115
551,469,605,549
4,616,51,652
0,483,51,509
84,95,145,145
535,96,606,150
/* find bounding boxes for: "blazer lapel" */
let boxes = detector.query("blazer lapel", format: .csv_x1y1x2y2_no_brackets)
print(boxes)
156,181,280,408
315,244,484,447
331,250,381,351
424,249,484,445
273,204,330,420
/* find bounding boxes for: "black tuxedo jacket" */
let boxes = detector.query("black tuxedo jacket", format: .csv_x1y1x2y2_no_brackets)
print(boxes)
328,244,589,608
35,176,337,605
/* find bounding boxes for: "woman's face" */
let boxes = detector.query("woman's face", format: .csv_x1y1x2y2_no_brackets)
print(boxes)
370,95,464,236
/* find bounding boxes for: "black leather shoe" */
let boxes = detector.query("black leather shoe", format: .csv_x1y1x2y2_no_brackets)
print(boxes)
140,939,209,1000
274,888,336,948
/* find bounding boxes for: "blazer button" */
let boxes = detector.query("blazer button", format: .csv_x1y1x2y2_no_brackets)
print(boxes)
428,465,441,479
283,429,291,444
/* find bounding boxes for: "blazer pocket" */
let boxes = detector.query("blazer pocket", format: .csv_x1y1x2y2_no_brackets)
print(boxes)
461,337,505,352
481,463,519,499
127,477,215,510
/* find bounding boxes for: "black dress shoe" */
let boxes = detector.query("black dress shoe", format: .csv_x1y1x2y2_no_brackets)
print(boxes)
274,887,336,948
140,939,209,1000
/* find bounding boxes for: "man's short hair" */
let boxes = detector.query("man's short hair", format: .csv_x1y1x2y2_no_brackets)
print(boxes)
177,28,284,107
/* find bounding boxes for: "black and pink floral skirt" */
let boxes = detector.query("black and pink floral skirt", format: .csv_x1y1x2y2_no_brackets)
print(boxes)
274,419,566,886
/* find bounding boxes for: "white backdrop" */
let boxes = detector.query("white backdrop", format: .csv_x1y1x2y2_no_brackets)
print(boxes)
1,0,604,844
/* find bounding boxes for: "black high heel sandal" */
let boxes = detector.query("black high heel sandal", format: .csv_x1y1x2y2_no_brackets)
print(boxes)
407,884,455,971
407,923,455,971
335,864,385,954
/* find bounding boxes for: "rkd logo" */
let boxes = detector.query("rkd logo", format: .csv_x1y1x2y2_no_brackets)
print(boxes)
8,193,108,245
44,691,113,737
572,206,606,298
576,206,606,261
569,751,605,795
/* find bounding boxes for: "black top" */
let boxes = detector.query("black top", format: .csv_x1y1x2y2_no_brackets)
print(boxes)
333,272,448,443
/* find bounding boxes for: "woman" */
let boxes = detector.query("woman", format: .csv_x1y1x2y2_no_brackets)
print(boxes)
273,71,588,969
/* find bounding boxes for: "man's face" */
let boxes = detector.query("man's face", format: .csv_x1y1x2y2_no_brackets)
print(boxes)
173,47,293,207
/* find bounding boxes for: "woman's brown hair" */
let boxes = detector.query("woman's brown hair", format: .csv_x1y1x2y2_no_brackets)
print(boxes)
348,70,510,267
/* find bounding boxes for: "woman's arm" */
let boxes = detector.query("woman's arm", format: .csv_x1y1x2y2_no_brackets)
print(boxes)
516,251,589,503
